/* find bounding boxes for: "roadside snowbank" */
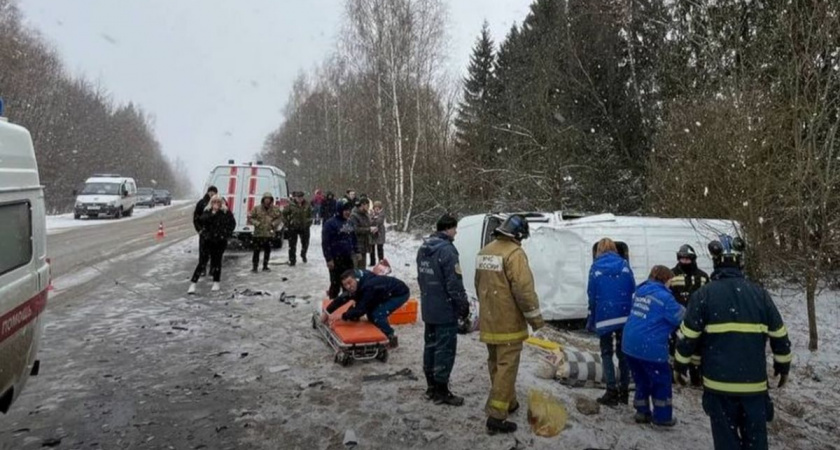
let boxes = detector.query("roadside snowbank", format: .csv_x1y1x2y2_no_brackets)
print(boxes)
46,200,192,234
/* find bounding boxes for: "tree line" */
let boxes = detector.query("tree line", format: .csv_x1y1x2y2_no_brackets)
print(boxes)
265,0,838,349
0,0,190,212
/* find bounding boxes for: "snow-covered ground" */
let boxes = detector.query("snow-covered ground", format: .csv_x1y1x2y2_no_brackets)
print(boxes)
45,200,192,234
4,226,838,449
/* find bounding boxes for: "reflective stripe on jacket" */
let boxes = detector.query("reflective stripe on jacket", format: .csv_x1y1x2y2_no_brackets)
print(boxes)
676,267,792,395
475,236,544,344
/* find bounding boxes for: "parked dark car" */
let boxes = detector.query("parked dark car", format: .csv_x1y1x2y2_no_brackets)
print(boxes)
154,189,172,206
136,187,156,208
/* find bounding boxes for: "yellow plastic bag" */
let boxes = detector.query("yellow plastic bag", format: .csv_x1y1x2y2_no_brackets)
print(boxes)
527,389,567,437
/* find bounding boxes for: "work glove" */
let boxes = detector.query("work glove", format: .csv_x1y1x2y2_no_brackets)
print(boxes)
773,361,790,388
673,362,689,386
327,260,335,270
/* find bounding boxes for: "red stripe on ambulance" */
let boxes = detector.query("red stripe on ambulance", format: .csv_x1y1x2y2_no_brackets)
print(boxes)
227,166,238,214
247,167,258,213
0,289,47,345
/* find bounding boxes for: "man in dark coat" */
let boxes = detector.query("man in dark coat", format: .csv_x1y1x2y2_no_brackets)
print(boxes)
669,244,710,386
325,269,409,348
193,186,218,277
349,198,375,270
417,214,470,406
283,191,313,266
322,191,337,220
676,235,791,450
322,198,356,299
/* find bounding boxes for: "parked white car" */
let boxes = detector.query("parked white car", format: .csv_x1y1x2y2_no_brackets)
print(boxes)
73,175,137,219
454,212,741,321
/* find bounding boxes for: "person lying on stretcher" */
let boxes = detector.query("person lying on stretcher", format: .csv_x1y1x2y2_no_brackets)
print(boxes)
322,269,410,348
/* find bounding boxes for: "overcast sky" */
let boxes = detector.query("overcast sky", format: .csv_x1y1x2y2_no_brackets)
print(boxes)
17,0,531,193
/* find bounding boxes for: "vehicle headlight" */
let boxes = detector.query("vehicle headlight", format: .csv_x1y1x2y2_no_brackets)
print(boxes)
75,201,82,207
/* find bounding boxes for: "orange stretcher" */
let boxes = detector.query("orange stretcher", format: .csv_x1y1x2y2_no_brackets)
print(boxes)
311,299,390,366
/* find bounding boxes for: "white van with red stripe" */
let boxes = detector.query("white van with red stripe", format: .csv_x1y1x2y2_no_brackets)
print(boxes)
204,161,289,244
0,101,48,414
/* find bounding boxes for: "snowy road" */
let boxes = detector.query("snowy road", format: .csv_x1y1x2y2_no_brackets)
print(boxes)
1,221,838,449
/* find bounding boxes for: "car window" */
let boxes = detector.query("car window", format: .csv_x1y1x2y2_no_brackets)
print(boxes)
0,202,33,277
81,183,121,195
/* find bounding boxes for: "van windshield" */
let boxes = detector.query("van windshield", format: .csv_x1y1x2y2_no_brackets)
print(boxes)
81,183,121,195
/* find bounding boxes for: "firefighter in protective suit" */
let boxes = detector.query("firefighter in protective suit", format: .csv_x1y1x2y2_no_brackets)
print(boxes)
475,215,545,435
676,235,791,450
669,244,710,386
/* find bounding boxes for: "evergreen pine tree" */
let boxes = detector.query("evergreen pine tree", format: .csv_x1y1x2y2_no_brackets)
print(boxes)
454,21,495,155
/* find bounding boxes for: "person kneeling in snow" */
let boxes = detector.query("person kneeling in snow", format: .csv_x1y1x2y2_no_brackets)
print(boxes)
323,269,409,348
622,265,685,427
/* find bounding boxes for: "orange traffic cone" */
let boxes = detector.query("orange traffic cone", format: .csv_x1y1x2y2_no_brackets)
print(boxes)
155,221,166,240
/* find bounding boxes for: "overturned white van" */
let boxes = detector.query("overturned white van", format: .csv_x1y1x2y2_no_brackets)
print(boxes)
454,212,741,321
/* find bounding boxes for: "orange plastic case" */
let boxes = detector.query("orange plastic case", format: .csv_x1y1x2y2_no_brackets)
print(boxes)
388,298,418,325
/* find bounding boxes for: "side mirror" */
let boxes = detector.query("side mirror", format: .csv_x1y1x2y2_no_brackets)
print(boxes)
122,190,129,197
72,189,78,196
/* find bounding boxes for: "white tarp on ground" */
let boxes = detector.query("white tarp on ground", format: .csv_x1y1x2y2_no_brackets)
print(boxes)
456,212,741,321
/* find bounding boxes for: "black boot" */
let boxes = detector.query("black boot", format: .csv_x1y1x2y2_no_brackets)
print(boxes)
302,255,307,264
634,412,652,424
653,417,678,427
597,388,620,407
425,381,435,400
289,261,296,267
618,387,630,405
251,265,258,273
486,417,517,435
263,266,271,272
387,335,399,349
433,384,464,407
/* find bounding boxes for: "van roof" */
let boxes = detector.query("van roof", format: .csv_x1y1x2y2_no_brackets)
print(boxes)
211,164,286,178
85,176,135,183
0,119,40,191
482,211,740,232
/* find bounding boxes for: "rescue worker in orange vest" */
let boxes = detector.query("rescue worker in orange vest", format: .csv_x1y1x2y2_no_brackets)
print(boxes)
475,214,545,435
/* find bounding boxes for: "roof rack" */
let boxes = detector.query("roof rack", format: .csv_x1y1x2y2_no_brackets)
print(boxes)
91,173,122,177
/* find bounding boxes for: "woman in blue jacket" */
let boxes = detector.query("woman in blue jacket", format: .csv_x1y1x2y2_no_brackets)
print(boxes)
622,265,685,427
588,238,636,406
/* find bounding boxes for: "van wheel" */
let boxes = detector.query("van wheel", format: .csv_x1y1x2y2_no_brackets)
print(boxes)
125,207,133,217
115,208,122,219
74,213,81,220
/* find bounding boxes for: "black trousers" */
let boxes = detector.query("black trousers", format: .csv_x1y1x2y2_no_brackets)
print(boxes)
252,237,272,268
423,323,458,386
192,240,227,282
198,234,209,276
288,228,310,263
369,244,384,265
703,391,769,450
328,255,354,298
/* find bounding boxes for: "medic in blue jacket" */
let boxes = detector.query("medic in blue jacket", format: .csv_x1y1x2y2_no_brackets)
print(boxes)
622,266,685,426
587,238,636,406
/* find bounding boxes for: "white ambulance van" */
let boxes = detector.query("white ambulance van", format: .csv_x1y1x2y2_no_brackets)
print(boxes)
455,212,741,321
204,161,289,245
0,100,48,413
73,174,137,219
